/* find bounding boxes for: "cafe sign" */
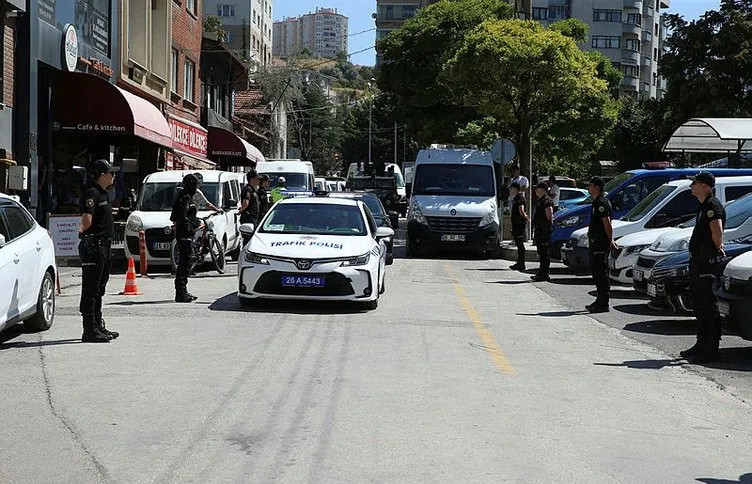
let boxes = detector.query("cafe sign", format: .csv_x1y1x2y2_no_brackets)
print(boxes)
168,117,208,157
62,24,79,72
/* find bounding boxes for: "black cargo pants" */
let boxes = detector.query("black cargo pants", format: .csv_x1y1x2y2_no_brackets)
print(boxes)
79,237,112,317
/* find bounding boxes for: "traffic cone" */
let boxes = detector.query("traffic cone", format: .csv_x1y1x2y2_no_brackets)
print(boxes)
120,257,143,295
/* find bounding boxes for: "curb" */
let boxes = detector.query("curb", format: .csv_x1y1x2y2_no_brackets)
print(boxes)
500,242,540,263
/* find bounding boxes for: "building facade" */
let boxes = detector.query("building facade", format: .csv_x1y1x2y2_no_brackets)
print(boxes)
375,0,436,65
273,8,348,59
206,0,273,67
521,0,671,99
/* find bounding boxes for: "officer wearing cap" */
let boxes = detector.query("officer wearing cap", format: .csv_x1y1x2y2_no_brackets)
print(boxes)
171,174,200,303
681,171,726,363
258,174,270,217
532,181,554,282
239,170,261,245
586,176,615,313
78,159,120,343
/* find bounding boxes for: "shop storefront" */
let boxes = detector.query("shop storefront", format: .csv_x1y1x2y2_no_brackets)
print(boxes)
166,114,215,171
207,126,265,171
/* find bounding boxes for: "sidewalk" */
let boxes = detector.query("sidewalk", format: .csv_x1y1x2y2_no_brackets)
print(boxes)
500,240,540,262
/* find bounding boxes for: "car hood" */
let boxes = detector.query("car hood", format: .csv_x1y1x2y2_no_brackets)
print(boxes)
250,233,373,259
723,249,752,280
656,243,752,269
617,228,679,248
129,210,214,229
413,195,495,217
571,219,639,240
650,227,694,251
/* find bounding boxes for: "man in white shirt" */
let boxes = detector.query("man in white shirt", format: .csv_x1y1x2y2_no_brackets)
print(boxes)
507,165,529,206
548,175,560,211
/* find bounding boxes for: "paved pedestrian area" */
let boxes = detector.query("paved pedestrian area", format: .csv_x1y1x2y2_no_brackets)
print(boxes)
2,252,752,483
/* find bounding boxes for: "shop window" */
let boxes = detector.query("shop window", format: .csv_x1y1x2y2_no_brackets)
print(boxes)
171,49,178,94
184,58,195,102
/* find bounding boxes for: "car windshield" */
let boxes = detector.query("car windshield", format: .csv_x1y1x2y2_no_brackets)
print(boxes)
413,164,495,197
260,203,366,236
583,172,634,203
622,185,677,222
264,173,310,191
329,194,386,218
136,182,219,211
725,193,752,229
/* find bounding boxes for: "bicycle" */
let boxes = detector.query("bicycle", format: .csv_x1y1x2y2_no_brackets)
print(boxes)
170,213,226,275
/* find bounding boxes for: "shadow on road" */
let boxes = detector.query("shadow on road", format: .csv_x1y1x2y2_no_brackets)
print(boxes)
595,289,647,300
700,348,752,372
0,338,83,350
109,299,177,306
594,359,685,369
485,280,530,285
208,293,369,315
613,303,662,316
697,473,752,483
548,277,591,286
623,320,696,336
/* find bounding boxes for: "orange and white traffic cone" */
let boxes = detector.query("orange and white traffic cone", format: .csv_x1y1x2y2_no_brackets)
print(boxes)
120,257,143,295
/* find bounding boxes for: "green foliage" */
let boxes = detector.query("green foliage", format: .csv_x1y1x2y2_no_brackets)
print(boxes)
548,18,588,43
610,98,668,170
289,82,343,175
204,16,227,43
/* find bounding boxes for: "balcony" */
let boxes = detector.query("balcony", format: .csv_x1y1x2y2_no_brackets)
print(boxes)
623,0,643,10
645,6,654,17
622,49,641,63
643,30,653,42
622,75,639,88
641,56,652,67
623,21,642,36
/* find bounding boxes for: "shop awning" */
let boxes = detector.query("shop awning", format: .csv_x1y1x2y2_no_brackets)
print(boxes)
54,72,173,147
174,149,216,170
663,118,752,153
207,127,265,164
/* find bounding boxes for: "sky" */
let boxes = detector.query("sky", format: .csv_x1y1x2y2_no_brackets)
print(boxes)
273,0,723,66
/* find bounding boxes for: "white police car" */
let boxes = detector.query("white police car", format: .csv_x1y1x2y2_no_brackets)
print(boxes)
237,197,394,310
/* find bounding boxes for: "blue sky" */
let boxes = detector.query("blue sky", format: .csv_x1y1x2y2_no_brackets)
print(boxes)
274,0,722,66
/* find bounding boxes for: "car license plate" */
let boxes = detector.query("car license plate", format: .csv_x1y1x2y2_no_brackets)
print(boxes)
441,234,466,242
718,301,730,317
281,275,325,288
647,283,656,297
152,242,171,251
634,270,643,282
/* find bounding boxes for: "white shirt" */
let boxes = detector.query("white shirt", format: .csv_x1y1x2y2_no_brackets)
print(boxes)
549,184,560,207
507,175,530,205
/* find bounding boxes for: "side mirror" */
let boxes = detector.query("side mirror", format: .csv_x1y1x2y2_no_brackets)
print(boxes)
0,233,6,248
375,227,394,239
239,223,255,236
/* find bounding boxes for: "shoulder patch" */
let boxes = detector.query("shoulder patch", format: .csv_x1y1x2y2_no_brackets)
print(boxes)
707,210,714,218
86,198,95,208
598,206,605,213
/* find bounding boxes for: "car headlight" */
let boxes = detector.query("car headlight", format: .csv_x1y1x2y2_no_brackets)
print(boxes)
126,215,143,232
244,252,270,264
409,200,427,225
340,252,370,267
625,244,649,255
668,239,690,252
559,215,583,227
576,234,589,248
479,205,497,227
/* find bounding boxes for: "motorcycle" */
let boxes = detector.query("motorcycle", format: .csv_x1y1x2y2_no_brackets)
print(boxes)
170,213,226,275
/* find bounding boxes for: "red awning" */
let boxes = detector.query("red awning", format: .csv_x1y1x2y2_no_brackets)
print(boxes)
174,149,216,170
53,72,173,147
207,127,265,164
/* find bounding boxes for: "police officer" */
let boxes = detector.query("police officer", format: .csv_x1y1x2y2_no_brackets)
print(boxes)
681,171,726,363
271,176,288,203
509,182,530,271
79,159,120,343
258,174,270,217
238,170,260,246
171,174,200,303
532,182,554,282
586,177,615,313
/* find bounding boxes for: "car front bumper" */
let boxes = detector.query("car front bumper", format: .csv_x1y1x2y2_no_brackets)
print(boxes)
407,221,499,252
124,228,175,265
717,288,752,340
560,245,590,272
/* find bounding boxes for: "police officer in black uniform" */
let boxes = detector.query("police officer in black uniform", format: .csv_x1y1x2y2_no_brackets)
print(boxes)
79,159,120,343
258,174,270,218
171,174,200,303
532,182,554,282
509,182,529,271
681,171,726,363
238,170,261,245
586,177,615,313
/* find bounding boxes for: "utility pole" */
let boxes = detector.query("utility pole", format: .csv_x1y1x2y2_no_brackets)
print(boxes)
394,122,398,165
368,100,373,168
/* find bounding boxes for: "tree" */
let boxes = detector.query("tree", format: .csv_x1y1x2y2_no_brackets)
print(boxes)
444,20,618,178
377,0,514,146
611,99,667,171
203,16,228,42
289,82,343,175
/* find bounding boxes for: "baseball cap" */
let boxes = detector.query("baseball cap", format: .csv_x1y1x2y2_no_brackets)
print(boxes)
91,159,119,176
589,176,605,190
259,174,270,181
510,181,521,190
278,176,287,184
535,181,549,190
688,171,716,188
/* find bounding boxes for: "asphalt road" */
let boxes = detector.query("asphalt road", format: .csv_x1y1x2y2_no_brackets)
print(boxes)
2,227,752,483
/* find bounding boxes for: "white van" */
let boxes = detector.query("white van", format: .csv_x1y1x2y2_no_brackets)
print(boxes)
257,160,315,194
125,170,243,266
578,176,752,283
347,162,407,213
406,147,500,258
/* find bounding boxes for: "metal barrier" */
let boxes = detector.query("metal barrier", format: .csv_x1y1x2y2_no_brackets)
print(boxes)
113,221,126,249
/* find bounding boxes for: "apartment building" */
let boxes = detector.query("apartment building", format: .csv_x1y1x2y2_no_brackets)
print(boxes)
375,0,439,65
522,0,671,99
273,8,349,59
206,0,273,67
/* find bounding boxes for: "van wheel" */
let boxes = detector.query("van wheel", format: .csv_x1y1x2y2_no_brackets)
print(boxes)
25,272,55,332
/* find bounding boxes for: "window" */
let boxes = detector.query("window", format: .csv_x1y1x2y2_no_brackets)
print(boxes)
171,49,178,94
624,38,641,51
592,36,621,49
225,31,232,43
385,5,393,19
222,182,233,208
615,176,670,213
3,204,35,241
725,186,752,203
217,4,234,16
186,0,195,15
652,73,657,86
533,7,548,20
183,58,195,102
625,13,641,25
548,5,568,20
622,64,639,78
593,9,621,22
647,189,698,228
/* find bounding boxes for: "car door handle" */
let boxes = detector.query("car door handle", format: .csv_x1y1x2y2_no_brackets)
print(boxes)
36,242,42,252
13,253,20,264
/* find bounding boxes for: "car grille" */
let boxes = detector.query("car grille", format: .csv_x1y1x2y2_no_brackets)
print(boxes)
565,238,578,249
145,228,175,258
726,278,752,296
651,267,677,282
426,216,481,233
254,271,356,296
636,256,657,269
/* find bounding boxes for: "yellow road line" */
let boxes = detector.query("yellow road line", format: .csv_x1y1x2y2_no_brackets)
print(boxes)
444,264,515,376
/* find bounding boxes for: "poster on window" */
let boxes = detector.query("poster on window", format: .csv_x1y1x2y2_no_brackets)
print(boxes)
49,215,81,258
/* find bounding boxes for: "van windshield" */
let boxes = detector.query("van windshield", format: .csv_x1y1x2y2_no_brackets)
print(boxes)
583,172,634,203
264,173,310,191
413,164,495,197
136,182,219,212
622,185,676,222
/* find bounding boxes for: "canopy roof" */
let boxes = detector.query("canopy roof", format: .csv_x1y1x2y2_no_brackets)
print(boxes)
663,118,752,153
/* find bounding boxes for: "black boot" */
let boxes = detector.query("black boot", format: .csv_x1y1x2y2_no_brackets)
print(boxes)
531,273,550,282
97,314,119,339
82,314,110,343
586,299,609,313
679,342,703,358
175,288,195,303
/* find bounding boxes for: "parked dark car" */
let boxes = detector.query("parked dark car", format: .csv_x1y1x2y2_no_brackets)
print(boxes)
644,237,752,313
350,176,406,219
327,191,395,265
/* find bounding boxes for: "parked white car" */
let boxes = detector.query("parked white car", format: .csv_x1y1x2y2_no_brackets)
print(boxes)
0,194,57,333
125,170,242,266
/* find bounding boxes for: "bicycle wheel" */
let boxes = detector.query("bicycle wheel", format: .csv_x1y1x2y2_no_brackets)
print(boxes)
209,237,226,274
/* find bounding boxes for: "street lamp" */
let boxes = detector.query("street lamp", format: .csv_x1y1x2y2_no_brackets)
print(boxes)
367,78,376,168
